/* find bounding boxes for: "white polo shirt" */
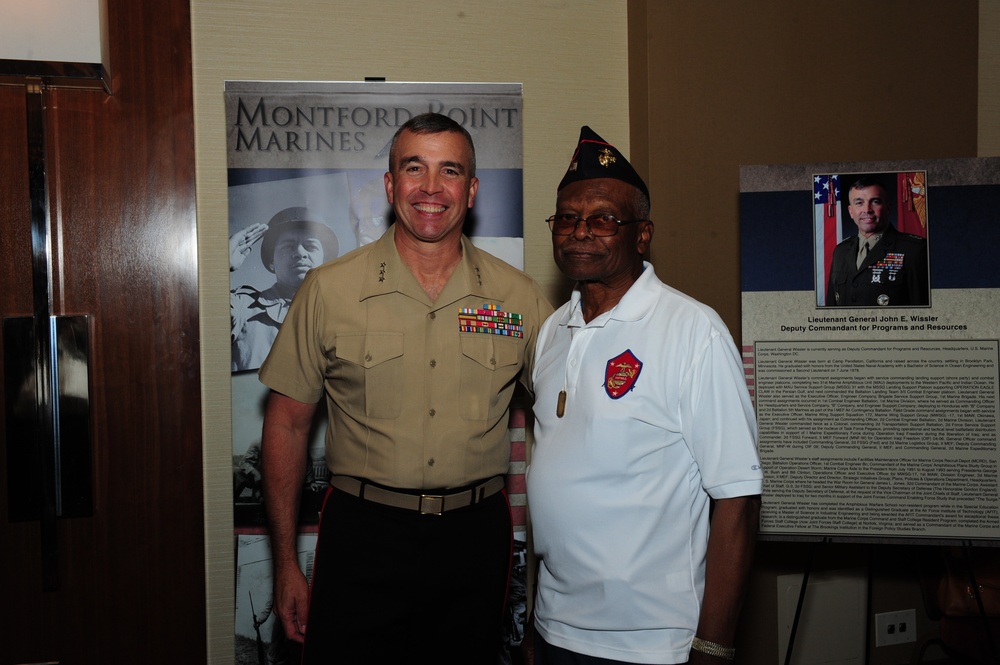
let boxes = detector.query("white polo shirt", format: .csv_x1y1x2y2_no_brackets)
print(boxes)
528,263,763,664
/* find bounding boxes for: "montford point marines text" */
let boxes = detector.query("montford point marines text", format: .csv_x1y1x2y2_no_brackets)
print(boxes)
232,96,520,152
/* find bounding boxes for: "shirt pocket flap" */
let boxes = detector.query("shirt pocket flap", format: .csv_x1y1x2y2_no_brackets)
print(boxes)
460,335,520,371
336,332,403,369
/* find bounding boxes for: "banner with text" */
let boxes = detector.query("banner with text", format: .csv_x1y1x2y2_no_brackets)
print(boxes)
225,81,526,664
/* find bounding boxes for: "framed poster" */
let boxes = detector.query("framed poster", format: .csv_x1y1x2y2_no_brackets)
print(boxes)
741,157,1000,543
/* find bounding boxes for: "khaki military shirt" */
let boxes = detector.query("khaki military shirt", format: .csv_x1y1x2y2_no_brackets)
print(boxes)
259,226,553,490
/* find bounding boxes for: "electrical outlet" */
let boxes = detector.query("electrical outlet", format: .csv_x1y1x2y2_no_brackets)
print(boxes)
875,609,917,647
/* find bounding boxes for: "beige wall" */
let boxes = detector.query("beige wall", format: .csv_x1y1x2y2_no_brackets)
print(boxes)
190,1,630,661
631,0,981,335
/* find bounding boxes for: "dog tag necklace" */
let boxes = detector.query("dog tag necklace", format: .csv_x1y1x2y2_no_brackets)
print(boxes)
557,322,580,418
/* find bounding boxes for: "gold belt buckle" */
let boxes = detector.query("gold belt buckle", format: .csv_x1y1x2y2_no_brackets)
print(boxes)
419,493,445,515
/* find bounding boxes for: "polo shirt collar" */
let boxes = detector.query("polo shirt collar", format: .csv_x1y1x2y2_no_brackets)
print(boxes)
561,262,658,328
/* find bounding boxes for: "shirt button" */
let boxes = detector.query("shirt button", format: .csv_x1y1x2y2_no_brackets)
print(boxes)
490,357,496,366
430,359,437,368
365,352,372,362
429,312,437,320
429,409,436,417
428,458,435,467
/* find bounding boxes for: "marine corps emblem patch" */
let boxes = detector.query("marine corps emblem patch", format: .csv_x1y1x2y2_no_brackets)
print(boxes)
604,349,642,399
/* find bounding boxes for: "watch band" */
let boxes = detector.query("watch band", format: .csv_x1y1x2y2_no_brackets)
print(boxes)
691,636,736,660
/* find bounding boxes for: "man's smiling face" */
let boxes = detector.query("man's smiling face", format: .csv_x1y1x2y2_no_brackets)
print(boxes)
848,184,890,238
384,128,479,247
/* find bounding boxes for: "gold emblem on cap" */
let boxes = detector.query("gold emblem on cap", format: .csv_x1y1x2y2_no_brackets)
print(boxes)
598,148,616,168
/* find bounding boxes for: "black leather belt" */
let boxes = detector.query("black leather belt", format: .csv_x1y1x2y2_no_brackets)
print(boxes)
329,475,505,515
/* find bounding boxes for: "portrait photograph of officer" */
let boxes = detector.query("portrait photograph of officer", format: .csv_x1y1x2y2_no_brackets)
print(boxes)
818,171,930,307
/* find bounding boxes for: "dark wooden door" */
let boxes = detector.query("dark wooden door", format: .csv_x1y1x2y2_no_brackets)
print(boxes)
0,1,205,662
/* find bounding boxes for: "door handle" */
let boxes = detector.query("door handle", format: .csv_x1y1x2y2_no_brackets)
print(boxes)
3,80,94,592
4,315,93,523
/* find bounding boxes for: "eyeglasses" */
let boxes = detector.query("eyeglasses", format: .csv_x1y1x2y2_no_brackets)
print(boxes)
545,213,647,237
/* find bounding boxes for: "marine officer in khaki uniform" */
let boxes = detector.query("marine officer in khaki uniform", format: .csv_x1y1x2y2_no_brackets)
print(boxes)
259,112,552,664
